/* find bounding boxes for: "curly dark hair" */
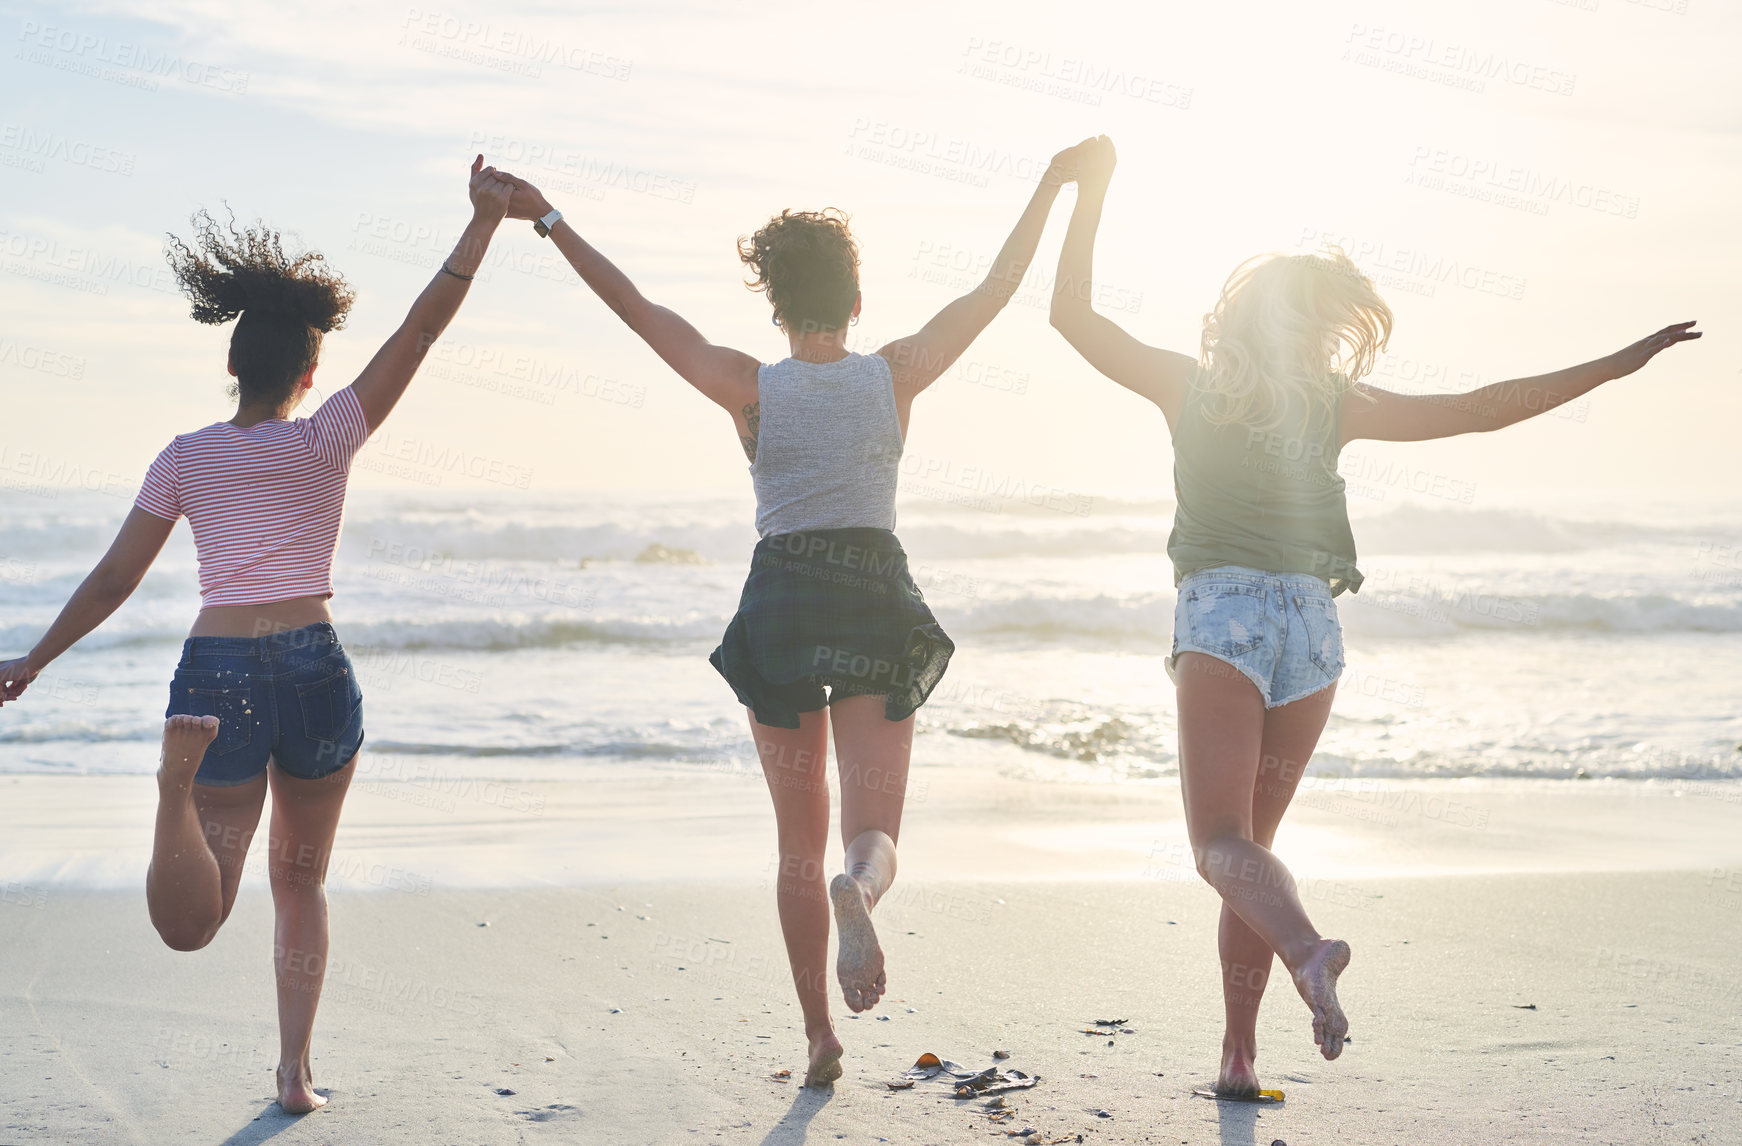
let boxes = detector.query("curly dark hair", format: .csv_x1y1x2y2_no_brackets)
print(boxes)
165,210,355,406
738,209,860,335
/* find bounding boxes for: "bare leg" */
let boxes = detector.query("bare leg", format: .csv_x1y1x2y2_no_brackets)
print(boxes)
749,709,841,1086
147,716,265,950
1175,653,1351,1061
828,696,913,1014
266,756,356,1114
1216,685,1337,1093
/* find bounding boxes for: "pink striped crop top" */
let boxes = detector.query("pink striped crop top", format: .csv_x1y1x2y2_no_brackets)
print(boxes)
133,386,373,608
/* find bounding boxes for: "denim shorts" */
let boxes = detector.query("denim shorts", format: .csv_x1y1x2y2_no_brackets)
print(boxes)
1168,565,1345,708
165,622,364,787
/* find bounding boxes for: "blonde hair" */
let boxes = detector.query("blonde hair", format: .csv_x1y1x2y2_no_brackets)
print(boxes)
1195,247,1392,432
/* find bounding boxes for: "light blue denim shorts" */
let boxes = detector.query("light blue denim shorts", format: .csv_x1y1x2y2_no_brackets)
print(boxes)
1168,564,1345,707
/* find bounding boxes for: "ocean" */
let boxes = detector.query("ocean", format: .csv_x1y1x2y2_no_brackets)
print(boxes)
3,484,1740,788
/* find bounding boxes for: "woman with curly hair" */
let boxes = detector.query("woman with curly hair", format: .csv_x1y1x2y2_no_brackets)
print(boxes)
495,140,1090,1085
0,156,516,1113
1048,135,1699,1097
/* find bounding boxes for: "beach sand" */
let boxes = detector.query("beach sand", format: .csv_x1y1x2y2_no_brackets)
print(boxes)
3,768,1740,1144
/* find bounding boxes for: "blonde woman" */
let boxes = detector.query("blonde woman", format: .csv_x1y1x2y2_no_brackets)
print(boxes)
1049,135,1699,1095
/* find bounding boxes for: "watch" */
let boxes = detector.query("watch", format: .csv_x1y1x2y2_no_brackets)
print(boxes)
533,208,563,238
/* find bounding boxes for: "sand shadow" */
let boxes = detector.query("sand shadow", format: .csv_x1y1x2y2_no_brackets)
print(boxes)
756,1085,834,1145
1215,1099,1261,1146
215,1100,321,1145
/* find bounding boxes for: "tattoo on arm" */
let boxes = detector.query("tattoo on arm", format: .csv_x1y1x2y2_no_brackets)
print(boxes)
739,401,760,463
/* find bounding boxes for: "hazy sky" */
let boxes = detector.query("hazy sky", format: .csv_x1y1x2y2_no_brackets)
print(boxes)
2,0,1736,504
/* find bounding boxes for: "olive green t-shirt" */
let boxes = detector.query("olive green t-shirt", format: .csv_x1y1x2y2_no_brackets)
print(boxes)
1166,377,1362,596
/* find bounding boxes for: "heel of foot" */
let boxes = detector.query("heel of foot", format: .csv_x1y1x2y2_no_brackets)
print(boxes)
1294,939,1352,1062
805,1046,844,1087
276,1065,328,1114
830,873,886,1012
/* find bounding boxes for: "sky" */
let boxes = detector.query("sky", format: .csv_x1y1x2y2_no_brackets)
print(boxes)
1,0,1737,505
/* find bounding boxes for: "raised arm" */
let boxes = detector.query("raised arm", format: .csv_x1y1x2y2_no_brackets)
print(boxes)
348,156,515,430
1048,136,1195,426
0,508,174,705
1341,321,1701,443
876,139,1087,412
498,178,760,416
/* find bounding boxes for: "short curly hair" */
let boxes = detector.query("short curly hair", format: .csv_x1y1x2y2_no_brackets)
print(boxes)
165,209,355,406
738,209,859,335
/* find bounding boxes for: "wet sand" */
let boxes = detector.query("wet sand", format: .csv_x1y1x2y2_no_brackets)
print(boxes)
2,769,1739,1144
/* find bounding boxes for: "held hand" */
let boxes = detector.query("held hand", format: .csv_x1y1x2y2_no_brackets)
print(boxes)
497,171,555,222
467,154,514,222
1043,138,1090,186
0,655,38,705
1606,321,1701,379
1075,134,1117,191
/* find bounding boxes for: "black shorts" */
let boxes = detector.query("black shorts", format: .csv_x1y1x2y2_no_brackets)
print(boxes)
710,528,954,729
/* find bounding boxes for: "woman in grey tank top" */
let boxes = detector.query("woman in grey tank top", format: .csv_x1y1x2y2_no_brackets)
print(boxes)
1049,135,1699,1099
496,139,1094,1086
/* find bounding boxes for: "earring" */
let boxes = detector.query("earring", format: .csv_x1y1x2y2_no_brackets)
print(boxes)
771,316,780,327
850,316,859,327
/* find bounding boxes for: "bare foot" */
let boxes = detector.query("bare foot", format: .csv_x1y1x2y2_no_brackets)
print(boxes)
829,872,886,1012
804,1029,844,1087
159,715,219,791
1215,1045,1261,1097
277,1061,327,1114
1292,938,1351,1060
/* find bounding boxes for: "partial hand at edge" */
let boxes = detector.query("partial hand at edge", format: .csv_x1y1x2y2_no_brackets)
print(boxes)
1604,321,1701,380
0,655,40,705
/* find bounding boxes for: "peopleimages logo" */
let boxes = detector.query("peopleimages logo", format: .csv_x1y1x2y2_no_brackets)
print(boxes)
0,227,179,294
1297,227,1527,301
401,9,632,80
845,119,1054,185
15,19,250,93
1342,22,1576,97
466,133,695,205
0,124,136,175
959,37,1193,110
359,433,534,490
0,335,86,378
